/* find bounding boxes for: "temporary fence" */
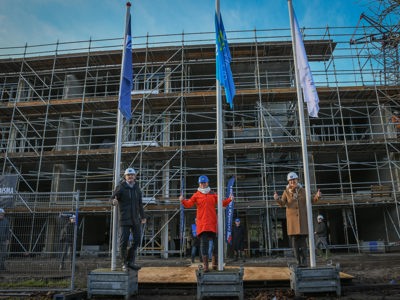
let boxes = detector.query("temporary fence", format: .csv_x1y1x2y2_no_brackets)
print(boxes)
0,192,81,292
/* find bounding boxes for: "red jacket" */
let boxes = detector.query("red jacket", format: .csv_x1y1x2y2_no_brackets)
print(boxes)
392,115,400,129
181,190,232,235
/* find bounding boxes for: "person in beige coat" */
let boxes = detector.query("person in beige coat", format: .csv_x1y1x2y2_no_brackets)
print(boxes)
274,172,321,267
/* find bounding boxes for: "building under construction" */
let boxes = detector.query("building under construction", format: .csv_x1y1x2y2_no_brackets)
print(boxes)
1,17,400,259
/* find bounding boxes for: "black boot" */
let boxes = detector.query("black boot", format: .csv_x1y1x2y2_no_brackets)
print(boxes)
299,249,307,267
300,256,307,267
127,247,141,271
120,248,127,271
240,251,246,262
128,261,141,270
294,248,301,266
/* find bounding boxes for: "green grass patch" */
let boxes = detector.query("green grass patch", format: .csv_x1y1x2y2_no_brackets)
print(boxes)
0,278,70,288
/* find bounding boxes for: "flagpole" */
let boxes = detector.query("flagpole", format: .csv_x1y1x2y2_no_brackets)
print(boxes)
215,0,225,271
288,0,316,268
111,1,131,271
111,113,122,271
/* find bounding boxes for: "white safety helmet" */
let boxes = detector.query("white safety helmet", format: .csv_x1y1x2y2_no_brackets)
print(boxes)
287,172,298,181
0,208,4,214
124,167,136,176
317,215,324,220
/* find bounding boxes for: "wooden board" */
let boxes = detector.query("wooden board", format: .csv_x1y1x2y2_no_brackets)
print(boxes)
137,265,353,284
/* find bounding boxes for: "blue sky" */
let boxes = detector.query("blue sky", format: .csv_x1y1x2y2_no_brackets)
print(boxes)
1,0,369,47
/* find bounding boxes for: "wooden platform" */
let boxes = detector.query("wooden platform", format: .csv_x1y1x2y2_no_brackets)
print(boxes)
137,264,353,284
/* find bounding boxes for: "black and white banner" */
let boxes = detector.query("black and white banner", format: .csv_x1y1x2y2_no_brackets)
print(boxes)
0,175,18,208
225,176,235,245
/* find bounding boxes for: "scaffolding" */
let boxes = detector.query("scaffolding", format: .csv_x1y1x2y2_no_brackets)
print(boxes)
0,24,400,258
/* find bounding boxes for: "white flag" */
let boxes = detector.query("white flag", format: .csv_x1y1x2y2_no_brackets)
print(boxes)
293,11,319,118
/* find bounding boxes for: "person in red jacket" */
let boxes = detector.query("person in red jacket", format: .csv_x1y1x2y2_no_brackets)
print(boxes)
180,175,233,272
391,110,400,138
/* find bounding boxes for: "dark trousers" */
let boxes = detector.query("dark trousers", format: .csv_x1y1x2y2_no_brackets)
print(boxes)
290,235,308,266
60,242,72,264
191,245,200,257
315,235,328,250
199,231,217,258
0,242,7,270
119,224,141,263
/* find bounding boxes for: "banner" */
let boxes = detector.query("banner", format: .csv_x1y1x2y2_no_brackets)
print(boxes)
0,175,18,208
225,176,235,244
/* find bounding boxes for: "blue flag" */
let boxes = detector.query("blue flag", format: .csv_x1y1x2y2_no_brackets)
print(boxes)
215,13,235,109
118,11,133,121
225,176,235,244
191,223,197,237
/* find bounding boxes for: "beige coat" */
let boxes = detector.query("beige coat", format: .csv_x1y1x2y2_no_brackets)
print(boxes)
276,184,320,236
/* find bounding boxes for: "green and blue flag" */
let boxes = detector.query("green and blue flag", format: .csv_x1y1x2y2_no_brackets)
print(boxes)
215,13,235,109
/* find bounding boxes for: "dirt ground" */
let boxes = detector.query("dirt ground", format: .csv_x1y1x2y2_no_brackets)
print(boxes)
82,251,400,299
76,251,400,299
249,251,400,299
325,252,400,299
1,251,400,299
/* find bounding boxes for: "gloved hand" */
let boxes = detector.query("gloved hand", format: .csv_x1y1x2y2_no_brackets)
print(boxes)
111,198,118,206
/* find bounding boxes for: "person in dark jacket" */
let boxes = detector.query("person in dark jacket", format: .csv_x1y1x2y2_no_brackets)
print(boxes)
112,167,146,271
232,218,245,262
0,208,10,271
59,214,75,270
274,172,321,267
314,214,330,258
